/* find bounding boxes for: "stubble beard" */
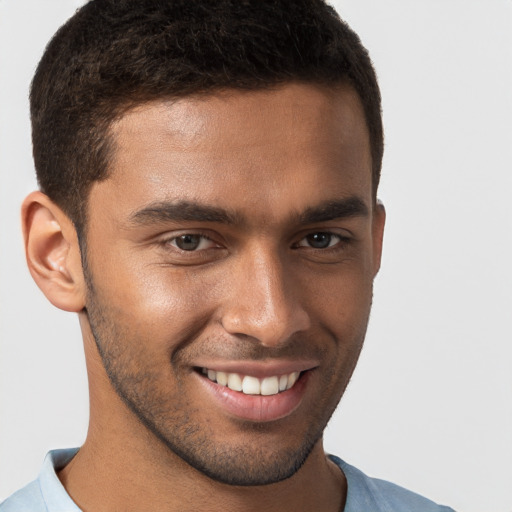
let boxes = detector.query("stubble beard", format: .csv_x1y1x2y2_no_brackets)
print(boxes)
82,264,368,486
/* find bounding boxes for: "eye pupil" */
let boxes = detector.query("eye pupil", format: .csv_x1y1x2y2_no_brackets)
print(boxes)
307,233,331,249
175,234,201,251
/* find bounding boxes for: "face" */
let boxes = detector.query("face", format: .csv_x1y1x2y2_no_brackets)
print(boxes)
82,83,384,485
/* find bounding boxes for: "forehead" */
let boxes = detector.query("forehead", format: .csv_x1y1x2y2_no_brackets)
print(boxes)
97,83,372,223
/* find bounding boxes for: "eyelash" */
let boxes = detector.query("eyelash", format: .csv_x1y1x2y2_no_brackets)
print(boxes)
160,231,350,253
161,232,220,252
293,232,349,250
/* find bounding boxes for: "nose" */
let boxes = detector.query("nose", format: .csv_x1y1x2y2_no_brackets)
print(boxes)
220,245,311,347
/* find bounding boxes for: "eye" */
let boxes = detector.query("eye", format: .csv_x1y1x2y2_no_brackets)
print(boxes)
168,234,217,251
296,232,342,249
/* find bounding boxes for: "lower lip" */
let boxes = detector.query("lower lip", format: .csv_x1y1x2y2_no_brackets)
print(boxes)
196,371,311,422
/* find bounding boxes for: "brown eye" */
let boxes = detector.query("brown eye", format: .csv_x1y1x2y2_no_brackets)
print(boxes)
306,233,332,248
298,232,340,249
170,234,218,251
174,234,201,251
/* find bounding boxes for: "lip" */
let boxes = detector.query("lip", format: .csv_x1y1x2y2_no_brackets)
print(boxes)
194,367,314,422
192,359,319,378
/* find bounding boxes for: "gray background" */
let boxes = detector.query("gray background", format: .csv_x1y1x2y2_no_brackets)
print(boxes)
1,1,511,511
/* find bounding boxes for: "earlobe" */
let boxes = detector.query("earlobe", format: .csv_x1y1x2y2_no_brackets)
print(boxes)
372,199,386,276
22,191,86,312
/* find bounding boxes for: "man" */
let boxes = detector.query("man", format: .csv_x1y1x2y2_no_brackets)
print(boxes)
1,1,455,510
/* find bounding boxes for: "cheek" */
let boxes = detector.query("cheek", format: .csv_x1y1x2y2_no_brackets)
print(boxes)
119,262,213,311
88,261,220,363
303,258,374,319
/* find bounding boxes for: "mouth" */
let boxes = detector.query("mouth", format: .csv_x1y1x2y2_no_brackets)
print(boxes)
198,367,301,396
193,363,315,422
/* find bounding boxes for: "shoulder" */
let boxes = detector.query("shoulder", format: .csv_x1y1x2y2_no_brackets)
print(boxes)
329,455,456,512
0,480,46,512
1,448,80,512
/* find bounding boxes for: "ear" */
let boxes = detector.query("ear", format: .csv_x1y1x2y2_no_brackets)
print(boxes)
22,191,86,312
371,199,386,276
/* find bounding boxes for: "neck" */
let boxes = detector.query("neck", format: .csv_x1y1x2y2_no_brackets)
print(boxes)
59,432,345,512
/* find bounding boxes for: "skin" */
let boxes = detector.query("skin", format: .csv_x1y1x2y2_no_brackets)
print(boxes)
23,82,385,512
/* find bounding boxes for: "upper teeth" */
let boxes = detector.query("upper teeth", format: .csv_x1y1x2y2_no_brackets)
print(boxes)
202,369,300,396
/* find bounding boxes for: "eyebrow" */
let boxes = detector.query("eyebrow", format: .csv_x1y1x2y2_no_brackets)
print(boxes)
298,197,369,224
128,196,369,227
129,201,241,226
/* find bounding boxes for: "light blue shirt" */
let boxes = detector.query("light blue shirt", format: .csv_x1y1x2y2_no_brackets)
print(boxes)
1,449,455,511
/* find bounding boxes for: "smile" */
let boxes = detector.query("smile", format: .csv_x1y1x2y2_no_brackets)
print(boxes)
193,361,317,421
201,367,300,396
